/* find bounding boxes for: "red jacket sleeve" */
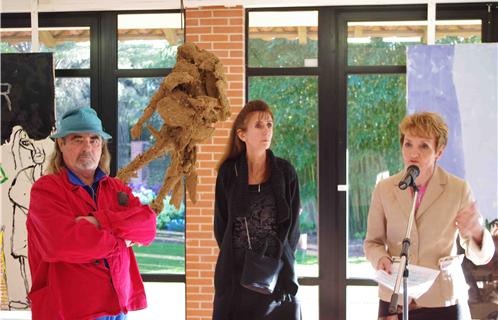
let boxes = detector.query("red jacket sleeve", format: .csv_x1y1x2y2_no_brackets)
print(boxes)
28,178,126,264
92,180,157,246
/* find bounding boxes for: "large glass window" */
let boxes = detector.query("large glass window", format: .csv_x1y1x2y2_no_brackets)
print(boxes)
247,9,319,318
55,78,90,122
248,11,318,68
0,28,32,53
347,74,405,279
118,13,183,69
0,27,90,68
39,27,90,69
348,21,425,65
436,19,482,44
348,19,482,66
116,12,184,275
117,77,185,274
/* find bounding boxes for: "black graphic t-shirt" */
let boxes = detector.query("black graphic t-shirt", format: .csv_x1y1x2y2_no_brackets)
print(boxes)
232,181,279,273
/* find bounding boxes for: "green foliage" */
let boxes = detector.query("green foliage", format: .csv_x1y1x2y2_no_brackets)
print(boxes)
117,77,173,188
348,256,368,265
347,74,406,240
132,186,185,230
299,209,316,234
41,41,90,69
118,41,179,69
348,35,481,66
248,38,317,67
249,76,317,201
0,41,31,53
436,35,481,45
348,38,416,65
296,250,318,265
354,231,366,240
156,198,185,230
55,78,91,119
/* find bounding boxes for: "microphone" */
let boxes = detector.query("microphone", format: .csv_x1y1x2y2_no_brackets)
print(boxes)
398,165,420,190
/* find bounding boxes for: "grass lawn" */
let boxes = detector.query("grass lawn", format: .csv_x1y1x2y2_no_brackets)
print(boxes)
296,250,318,265
133,241,367,274
133,241,185,273
348,256,368,264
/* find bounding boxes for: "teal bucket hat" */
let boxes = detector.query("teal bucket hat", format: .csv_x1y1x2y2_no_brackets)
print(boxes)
50,107,112,140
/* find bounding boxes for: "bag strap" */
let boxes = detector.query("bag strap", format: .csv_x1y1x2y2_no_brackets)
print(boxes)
244,217,252,250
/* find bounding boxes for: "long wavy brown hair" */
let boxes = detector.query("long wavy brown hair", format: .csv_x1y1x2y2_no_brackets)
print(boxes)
216,100,274,170
45,138,111,175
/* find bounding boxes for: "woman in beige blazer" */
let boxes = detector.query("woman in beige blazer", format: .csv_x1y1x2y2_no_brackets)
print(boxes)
364,112,495,320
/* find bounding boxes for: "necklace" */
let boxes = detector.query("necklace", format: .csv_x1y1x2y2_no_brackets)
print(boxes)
250,175,263,193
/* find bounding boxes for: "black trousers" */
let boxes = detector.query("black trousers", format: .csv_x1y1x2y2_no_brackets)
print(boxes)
378,300,467,320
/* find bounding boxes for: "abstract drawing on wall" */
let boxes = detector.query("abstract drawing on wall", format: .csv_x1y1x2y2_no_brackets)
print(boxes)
407,44,498,318
0,53,55,310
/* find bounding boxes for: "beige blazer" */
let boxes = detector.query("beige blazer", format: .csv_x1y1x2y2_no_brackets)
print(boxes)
364,166,495,308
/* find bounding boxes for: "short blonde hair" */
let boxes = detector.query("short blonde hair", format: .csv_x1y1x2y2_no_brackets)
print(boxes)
45,138,111,175
399,112,448,151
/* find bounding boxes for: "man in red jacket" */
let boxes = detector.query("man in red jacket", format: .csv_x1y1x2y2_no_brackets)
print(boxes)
27,107,157,320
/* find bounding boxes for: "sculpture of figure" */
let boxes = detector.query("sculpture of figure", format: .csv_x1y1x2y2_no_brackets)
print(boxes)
117,43,230,212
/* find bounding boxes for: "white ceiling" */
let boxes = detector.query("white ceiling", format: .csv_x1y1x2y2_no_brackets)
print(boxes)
0,0,492,13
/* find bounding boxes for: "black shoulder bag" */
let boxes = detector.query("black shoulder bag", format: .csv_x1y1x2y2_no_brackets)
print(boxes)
240,217,284,295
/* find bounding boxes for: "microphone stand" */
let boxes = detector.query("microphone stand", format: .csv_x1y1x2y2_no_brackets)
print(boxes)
388,183,418,320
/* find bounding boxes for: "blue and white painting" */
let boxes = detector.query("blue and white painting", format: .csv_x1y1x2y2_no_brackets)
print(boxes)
407,44,498,222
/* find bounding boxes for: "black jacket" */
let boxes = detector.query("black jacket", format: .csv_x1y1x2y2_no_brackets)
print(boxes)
212,150,301,319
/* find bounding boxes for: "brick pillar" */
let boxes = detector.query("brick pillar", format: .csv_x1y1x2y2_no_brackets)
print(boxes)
185,6,244,320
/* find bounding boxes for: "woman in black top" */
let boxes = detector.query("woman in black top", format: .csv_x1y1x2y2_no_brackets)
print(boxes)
212,100,301,320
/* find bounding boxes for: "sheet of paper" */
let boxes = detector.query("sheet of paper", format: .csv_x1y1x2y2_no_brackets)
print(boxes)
375,262,440,299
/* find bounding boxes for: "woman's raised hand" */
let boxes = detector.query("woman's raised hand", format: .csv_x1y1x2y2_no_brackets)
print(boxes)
455,201,484,245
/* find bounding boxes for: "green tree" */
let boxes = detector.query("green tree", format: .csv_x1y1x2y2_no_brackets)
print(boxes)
347,74,405,240
249,76,318,233
248,38,317,67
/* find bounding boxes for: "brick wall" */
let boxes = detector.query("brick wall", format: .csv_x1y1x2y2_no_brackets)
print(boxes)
185,6,244,320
